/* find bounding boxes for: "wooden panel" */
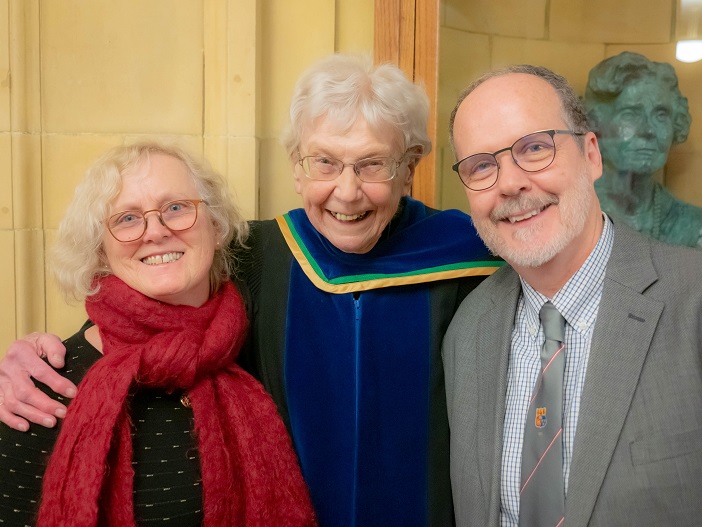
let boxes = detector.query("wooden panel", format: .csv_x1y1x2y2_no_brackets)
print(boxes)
412,0,438,207
374,0,398,62
374,0,439,207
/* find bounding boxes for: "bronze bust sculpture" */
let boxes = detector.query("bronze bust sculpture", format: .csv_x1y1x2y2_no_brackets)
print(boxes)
584,51,702,248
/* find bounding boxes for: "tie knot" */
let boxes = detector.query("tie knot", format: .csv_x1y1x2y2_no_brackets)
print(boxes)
539,301,565,342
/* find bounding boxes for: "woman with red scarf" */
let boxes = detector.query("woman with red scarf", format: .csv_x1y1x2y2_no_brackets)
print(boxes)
0,142,315,526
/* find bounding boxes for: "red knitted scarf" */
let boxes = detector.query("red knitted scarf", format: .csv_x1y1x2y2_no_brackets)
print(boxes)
38,275,316,526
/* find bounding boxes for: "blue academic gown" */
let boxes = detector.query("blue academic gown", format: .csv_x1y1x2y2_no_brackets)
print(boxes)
236,197,502,526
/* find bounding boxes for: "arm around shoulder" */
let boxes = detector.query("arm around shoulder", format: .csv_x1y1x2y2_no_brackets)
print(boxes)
0,333,75,431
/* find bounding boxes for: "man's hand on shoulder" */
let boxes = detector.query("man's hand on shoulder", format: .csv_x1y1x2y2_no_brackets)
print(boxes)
0,333,76,431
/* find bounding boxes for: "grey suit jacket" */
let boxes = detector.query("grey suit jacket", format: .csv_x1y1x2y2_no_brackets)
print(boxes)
443,222,702,526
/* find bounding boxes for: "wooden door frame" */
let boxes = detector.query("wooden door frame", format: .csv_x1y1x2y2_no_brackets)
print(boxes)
374,0,439,207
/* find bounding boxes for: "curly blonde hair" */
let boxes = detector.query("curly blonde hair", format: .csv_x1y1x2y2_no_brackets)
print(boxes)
51,141,249,302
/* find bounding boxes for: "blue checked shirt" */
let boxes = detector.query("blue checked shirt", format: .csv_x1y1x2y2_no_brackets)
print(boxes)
500,215,614,527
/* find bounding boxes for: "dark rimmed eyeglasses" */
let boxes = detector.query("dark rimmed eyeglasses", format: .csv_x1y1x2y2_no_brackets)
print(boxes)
297,151,405,183
106,199,207,242
452,129,586,191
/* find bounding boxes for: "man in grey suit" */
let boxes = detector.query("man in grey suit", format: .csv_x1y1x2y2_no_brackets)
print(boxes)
444,64,702,526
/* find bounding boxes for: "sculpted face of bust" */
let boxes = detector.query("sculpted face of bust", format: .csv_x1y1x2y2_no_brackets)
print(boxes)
596,77,675,176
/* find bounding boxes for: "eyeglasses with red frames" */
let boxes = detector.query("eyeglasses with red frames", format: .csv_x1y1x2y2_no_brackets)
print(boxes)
106,199,207,242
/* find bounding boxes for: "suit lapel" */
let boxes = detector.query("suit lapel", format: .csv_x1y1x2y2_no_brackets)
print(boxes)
566,223,663,526
475,267,521,526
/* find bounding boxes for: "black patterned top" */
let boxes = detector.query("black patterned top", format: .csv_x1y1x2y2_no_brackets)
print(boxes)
0,328,203,526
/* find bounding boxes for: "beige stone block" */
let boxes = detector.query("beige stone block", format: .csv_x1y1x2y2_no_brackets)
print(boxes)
493,37,606,96
337,0,374,53
0,0,9,132
45,283,88,340
260,0,335,139
438,29,491,149
14,228,45,337
41,0,204,134
227,0,259,138
227,137,259,221
444,0,547,39
9,0,40,132
204,136,229,180
44,229,87,339
203,0,260,139
43,134,125,229
605,43,677,63
0,230,16,353
43,134,203,229
153,134,202,156
45,285,88,339
134,134,202,156
550,0,671,44
205,0,234,138
204,135,259,220
259,137,300,220
665,151,702,207
0,134,11,229
11,132,41,229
